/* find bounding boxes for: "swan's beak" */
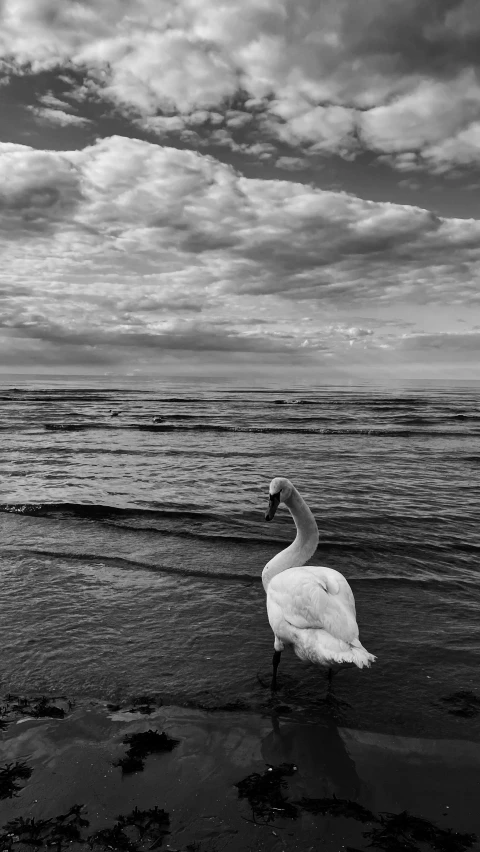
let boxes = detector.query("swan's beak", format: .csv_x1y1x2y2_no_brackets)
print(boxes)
265,492,280,521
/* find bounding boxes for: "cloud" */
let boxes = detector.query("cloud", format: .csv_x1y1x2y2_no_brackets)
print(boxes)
360,72,480,154
1,135,479,372
1,314,300,354
275,156,309,170
274,104,358,155
38,92,74,110
398,330,480,353
0,143,83,235
3,0,480,171
26,106,93,127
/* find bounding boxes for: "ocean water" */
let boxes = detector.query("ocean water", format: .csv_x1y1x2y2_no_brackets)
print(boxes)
1,377,479,740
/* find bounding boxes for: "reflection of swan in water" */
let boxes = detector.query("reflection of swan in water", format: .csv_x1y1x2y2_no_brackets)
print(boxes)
263,477,376,690
261,713,361,801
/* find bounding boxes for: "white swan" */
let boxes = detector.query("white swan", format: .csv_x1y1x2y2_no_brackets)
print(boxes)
263,476,375,690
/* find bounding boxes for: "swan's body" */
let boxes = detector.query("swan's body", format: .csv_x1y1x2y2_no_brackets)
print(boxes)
263,477,375,686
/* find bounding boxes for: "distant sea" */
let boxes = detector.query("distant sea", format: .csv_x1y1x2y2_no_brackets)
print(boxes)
1,377,479,740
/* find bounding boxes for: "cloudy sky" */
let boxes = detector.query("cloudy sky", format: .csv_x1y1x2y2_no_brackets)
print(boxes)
1,0,480,381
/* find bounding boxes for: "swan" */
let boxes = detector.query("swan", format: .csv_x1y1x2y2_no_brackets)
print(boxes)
263,476,375,690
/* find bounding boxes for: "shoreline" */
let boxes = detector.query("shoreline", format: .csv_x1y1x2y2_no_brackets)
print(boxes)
1,695,479,851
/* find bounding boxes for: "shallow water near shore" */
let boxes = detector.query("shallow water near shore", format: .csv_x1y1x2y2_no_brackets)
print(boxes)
1,376,479,742
1,376,479,850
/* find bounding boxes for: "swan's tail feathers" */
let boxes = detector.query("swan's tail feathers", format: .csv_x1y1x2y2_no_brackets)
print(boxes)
293,630,376,669
346,639,376,669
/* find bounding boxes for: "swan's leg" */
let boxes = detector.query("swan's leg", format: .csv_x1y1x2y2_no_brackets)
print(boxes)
271,637,284,691
326,668,336,701
271,651,281,691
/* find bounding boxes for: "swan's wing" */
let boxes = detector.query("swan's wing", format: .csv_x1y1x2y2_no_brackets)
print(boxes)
267,566,358,643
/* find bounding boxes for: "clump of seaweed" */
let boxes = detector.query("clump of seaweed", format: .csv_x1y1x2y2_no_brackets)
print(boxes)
0,805,89,851
195,698,251,713
128,694,159,715
0,694,72,726
116,752,145,773
89,823,138,851
364,810,477,852
30,696,66,719
106,695,162,715
234,765,477,849
0,805,172,851
0,761,32,799
114,729,180,774
235,763,298,824
118,806,170,845
0,701,15,730
440,691,480,718
130,704,154,715
89,807,170,851
0,816,52,849
46,804,90,851
296,795,376,823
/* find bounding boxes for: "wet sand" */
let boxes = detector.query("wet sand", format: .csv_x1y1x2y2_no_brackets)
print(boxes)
1,697,479,851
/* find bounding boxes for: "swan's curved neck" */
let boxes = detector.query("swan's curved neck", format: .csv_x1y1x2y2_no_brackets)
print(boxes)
262,487,319,590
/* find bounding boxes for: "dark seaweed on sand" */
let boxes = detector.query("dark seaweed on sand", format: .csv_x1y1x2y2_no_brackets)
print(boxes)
116,752,145,773
123,729,179,754
364,810,477,852
0,805,89,851
0,694,70,724
45,805,89,850
30,697,66,719
193,697,251,713
235,763,298,823
129,693,160,714
114,729,180,773
0,804,171,851
90,807,170,851
118,806,170,848
89,823,139,851
296,795,376,823
129,703,154,715
233,766,477,849
0,761,32,799
0,816,52,848
235,768,377,827
106,694,161,715
0,704,12,730
117,805,170,836
291,800,477,852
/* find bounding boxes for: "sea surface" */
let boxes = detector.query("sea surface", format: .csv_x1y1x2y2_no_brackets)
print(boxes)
1,377,479,740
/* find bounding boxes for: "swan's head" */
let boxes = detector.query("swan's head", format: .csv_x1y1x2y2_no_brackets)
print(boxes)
265,476,293,521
